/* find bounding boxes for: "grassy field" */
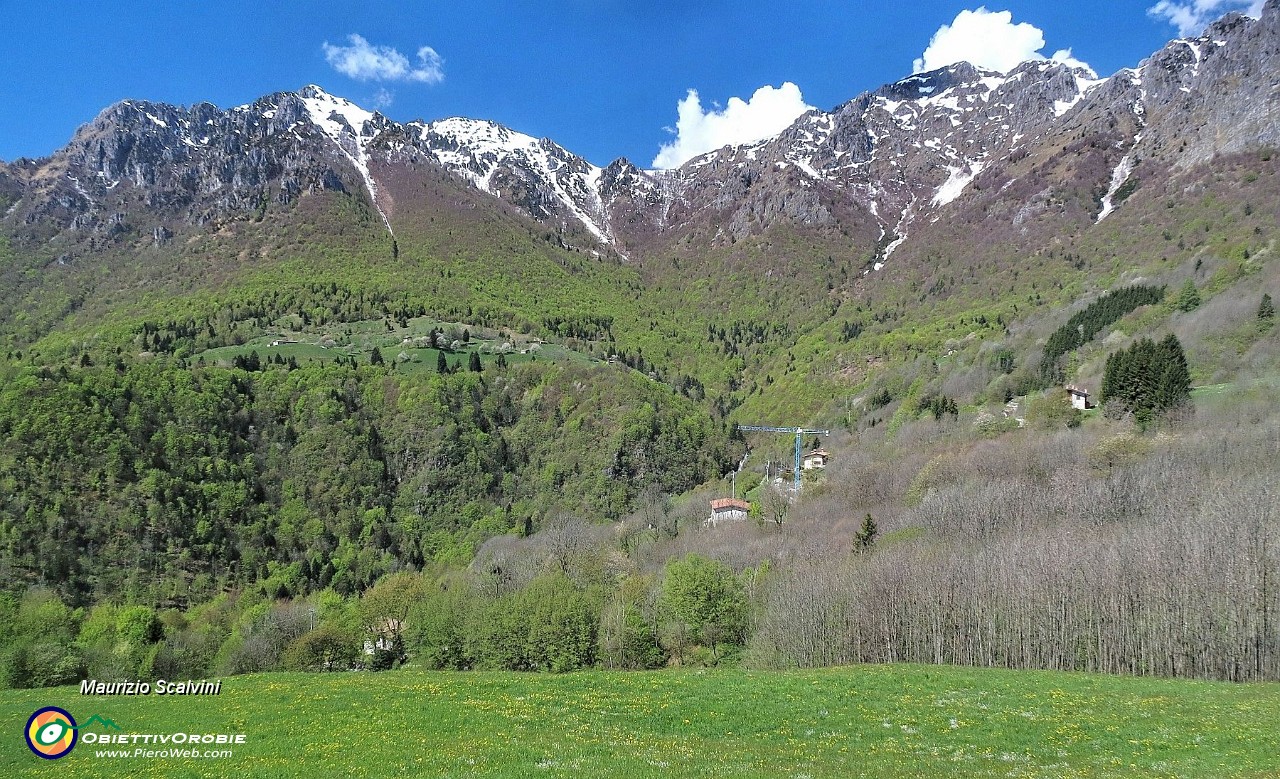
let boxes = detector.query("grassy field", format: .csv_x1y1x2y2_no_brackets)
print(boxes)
4,665,1278,778
190,312,597,371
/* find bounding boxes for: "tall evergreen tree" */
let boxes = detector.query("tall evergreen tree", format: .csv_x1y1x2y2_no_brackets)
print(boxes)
1176,279,1201,312
854,513,878,553
1155,334,1192,410
1102,335,1191,422
1259,293,1275,321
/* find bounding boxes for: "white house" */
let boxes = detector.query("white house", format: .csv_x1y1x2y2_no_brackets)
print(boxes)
707,497,751,524
363,636,396,655
802,449,831,470
363,618,403,655
1066,385,1092,410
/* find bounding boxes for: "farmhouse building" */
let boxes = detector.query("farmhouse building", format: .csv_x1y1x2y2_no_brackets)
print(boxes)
707,497,751,524
363,618,403,655
1066,385,1092,410
802,449,831,470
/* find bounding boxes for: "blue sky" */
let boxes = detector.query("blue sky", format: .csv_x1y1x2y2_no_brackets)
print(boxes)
0,1,1264,168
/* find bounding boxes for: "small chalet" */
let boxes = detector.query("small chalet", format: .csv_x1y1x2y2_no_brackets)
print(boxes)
802,449,831,470
708,497,751,524
363,618,403,655
1065,385,1092,410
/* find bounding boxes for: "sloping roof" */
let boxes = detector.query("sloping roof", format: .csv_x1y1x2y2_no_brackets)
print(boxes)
710,498,750,512
805,449,831,458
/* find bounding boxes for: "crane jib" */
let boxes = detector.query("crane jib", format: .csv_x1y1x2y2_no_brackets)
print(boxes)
735,425,830,493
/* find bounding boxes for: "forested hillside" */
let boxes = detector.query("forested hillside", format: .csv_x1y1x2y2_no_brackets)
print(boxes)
3,7,1280,691
0,354,737,608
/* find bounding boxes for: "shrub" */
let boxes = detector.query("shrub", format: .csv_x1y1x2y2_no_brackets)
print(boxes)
2,640,86,689
282,624,359,671
660,555,748,658
1024,391,1082,430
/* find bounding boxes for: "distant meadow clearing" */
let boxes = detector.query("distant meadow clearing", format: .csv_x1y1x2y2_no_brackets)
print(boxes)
4,665,1279,778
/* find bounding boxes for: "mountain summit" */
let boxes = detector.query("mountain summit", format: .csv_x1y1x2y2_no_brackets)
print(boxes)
4,3,1277,273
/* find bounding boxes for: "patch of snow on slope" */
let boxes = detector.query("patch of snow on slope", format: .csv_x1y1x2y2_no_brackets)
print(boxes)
878,196,918,269
1097,135,1142,223
300,87,392,235
919,94,961,112
932,162,985,207
792,157,822,179
1183,39,1202,69
1054,74,1106,118
422,118,613,245
979,75,1007,95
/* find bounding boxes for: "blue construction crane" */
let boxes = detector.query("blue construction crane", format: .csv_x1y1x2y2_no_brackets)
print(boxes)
736,425,831,493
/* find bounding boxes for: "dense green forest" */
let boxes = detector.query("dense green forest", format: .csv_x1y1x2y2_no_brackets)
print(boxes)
5,369,1278,689
0,353,739,609
3,243,1278,689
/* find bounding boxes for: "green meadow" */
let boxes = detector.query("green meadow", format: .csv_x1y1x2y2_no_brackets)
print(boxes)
4,665,1278,778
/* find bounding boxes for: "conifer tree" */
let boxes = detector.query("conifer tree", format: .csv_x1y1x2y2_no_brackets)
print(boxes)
854,513,878,553
1259,293,1275,321
1176,279,1201,312
1102,335,1191,422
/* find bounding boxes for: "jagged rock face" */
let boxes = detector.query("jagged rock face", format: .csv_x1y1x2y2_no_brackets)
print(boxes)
2,1,1278,268
1128,9,1280,168
7,92,363,238
688,2,1273,261
655,58,1107,260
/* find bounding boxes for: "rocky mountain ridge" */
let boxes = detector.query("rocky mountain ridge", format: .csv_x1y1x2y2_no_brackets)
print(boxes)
2,3,1278,274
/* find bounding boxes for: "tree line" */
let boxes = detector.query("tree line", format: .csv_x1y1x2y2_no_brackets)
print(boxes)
0,551,753,687
1040,284,1166,384
1101,334,1192,423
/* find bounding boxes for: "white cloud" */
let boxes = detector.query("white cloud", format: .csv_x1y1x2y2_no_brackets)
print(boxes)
1049,48,1092,72
651,82,813,169
323,34,444,84
913,7,1095,76
1147,0,1266,36
372,88,395,110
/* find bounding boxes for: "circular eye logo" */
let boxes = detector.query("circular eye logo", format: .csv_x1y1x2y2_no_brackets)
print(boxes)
25,707,77,759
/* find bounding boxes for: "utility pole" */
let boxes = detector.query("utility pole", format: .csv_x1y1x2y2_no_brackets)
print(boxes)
736,425,831,494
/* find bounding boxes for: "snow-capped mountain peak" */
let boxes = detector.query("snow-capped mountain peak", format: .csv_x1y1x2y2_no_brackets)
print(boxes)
414,116,622,246
295,85,393,233
299,85,378,142
14,2,1276,268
